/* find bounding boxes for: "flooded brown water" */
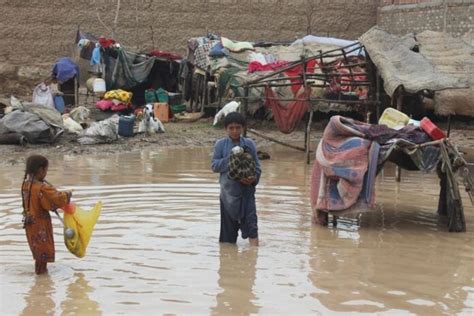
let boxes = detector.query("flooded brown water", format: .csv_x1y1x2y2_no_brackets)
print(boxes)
1,146,473,315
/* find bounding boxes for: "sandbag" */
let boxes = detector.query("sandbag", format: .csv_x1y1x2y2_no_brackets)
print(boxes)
63,201,102,258
77,115,119,145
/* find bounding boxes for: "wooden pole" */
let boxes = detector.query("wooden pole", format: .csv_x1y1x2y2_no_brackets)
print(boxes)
300,55,313,164
306,109,314,164
248,128,309,152
395,93,403,182
302,55,308,153
201,71,207,114
74,76,79,106
243,85,249,137
447,114,452,137
375,69,381,120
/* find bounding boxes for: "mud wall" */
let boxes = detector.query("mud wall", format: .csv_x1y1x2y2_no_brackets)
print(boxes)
0,0,377,93
377,0,473,37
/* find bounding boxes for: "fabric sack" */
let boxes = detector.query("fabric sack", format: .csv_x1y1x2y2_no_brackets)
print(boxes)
228,149,256,181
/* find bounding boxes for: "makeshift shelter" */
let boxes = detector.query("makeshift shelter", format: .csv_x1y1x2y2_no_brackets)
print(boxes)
52,57,80,107
75,30,182,107
238,40,374,163
183,33,375,159
360,27,474,117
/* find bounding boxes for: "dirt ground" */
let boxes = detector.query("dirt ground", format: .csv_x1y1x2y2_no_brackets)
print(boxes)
1,115,474,166
1,93,474,167
0,113,327,166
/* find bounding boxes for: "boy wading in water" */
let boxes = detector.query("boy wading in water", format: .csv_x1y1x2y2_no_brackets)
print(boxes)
211,112,261,246
21,155,72,274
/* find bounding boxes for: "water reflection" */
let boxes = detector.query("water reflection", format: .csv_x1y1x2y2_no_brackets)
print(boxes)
308,222,471,314
0,147,472,315
212,245,259,315
21,275,56,316
61,272,101,316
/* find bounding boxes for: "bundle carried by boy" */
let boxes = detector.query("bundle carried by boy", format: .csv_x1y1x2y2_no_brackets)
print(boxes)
228,146,256,181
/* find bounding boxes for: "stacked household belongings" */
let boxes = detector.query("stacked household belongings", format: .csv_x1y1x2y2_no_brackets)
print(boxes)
0,96,64,145
310,114,472,232
75,30,182,107
185,33,369,121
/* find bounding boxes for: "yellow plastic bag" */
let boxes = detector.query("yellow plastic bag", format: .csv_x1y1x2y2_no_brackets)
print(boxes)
63,201,102,258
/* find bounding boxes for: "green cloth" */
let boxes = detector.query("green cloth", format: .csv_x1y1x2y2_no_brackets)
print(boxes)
218,67,241,98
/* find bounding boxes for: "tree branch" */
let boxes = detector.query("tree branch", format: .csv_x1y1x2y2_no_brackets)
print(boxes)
96,12,113,36
112,0,121,38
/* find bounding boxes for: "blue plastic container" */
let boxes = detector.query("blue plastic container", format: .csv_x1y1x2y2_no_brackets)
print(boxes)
118,115,135,137
54,95,65,114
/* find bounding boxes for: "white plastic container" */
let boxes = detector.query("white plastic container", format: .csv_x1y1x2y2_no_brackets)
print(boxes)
378,107,410,130
93,78,106,93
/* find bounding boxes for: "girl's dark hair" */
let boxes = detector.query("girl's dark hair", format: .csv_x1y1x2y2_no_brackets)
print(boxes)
21,155,49,216
224,112,246,127
25,155,49,174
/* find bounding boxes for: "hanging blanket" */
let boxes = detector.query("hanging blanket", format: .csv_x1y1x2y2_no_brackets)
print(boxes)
264,87,310,134
310,116,379,212
284,60,317,95
112,49,155,89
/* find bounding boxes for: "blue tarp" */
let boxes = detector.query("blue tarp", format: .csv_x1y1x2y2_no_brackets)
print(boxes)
52,58,79,83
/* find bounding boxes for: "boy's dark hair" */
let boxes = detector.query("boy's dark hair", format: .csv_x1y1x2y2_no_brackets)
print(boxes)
224,112,246,127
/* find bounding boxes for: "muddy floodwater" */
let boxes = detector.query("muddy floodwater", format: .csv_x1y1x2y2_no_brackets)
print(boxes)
1,146,473,315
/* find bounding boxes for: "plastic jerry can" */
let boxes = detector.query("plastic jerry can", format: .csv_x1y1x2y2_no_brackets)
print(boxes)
93,78,106,93
145,89,157,104
153,103,170,123
118,115,135,137
378,107,410,130
54,95,65,114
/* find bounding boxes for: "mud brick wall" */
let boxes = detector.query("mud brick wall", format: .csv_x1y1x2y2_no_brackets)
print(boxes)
0,0,377,66
377,0,473,37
